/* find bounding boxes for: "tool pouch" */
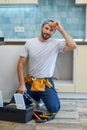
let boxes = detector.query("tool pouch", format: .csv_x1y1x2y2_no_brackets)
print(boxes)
31,79,46,91
24,75,52,92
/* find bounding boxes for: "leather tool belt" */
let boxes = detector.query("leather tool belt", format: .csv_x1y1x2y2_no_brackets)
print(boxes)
24,75,52,91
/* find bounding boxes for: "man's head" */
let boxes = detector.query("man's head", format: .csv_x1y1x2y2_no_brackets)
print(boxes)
41,19,55,40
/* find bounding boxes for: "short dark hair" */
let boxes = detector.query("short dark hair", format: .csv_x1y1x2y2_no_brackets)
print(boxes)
42,19,54,27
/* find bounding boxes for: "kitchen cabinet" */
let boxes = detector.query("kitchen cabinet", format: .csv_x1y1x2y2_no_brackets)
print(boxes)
75,0,87,4
0,45,27,99
1,41,87,99
0,0,38,4
0,0,8,4
54,50,76,93
0,42,76,99
75,45,87,92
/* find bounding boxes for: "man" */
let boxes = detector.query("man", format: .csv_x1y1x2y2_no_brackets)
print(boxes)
11,20,77,113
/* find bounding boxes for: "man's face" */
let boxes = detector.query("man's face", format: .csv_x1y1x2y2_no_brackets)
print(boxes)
41,23,55,40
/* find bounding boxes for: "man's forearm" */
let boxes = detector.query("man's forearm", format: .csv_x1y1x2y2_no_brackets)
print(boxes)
17,62,25,86
59,27,77,50
50,21,77,50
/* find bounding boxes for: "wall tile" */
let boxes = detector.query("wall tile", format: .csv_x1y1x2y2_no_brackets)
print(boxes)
0,0,85,39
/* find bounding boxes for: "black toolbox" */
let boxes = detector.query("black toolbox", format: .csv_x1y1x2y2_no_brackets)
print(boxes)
0,103,34,123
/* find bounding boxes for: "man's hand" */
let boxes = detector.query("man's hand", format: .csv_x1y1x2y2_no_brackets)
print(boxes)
18,85,27,94
49,21,63,32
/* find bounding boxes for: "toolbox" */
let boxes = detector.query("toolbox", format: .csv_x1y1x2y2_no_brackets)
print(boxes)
0,103,34,123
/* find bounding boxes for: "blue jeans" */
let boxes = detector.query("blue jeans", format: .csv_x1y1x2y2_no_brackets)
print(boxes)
10,78,60,113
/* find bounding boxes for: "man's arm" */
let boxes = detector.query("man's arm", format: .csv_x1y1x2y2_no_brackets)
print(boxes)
17,56,27,94
49,21,77,51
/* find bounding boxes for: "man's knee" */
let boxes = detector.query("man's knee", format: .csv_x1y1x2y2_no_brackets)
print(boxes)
47,102,61,113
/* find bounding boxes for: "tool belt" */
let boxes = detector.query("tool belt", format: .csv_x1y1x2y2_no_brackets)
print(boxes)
24,75,52,91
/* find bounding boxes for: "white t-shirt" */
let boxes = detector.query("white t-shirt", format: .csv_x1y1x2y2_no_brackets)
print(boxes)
20,38,66,78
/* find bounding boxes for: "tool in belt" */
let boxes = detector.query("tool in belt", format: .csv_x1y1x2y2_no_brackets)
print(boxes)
24,75,52,91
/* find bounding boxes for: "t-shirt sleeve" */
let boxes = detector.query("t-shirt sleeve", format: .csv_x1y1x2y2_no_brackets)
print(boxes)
20,41,29,57
57,40,66,53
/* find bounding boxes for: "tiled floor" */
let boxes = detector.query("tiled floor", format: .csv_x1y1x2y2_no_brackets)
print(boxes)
0,98,87,130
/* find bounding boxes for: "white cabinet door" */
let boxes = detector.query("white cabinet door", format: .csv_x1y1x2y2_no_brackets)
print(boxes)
75,0,87,4
0,45,25,99
0,0,38,4
8,0,38,4
76,45,87,92
0,0,8,4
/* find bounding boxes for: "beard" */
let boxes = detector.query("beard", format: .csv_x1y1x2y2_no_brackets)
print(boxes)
41,31,51,40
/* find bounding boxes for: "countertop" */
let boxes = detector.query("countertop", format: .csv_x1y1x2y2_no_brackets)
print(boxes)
0,38,87,45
